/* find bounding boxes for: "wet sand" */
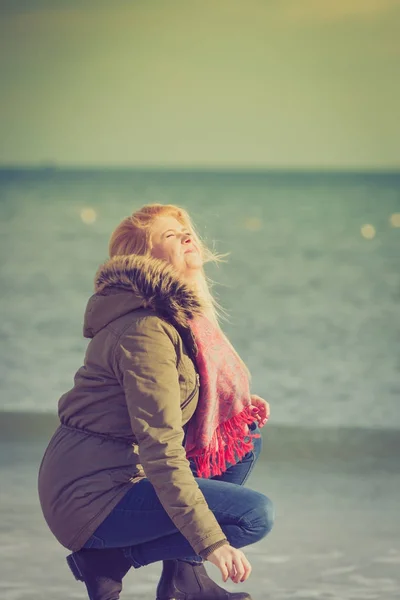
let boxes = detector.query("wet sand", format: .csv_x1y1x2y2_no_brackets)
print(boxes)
0,415,399,599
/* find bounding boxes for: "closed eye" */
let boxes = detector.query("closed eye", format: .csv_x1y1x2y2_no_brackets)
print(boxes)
163,229,191,239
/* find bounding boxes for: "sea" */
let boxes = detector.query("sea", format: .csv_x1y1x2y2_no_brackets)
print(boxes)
0,168,399,428
0,168,400,599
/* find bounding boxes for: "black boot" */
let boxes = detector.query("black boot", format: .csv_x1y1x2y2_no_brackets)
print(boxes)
66,548,131,600
156,559,253,600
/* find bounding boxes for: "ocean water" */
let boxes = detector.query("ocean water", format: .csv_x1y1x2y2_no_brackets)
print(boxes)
0,168,399,429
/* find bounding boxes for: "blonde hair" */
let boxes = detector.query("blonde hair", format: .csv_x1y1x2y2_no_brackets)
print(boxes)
109,203,250,377
109,203,224,324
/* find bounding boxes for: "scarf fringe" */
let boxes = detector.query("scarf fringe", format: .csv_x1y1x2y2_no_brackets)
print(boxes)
188,405,261,478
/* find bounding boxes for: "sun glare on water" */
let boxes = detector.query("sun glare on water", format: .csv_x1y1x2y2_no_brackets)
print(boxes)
80,208,97,224
244,217,263,231
389,213,400,228
360,224,376,240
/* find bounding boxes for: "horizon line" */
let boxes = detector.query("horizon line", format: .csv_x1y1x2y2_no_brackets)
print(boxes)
0,164,400,174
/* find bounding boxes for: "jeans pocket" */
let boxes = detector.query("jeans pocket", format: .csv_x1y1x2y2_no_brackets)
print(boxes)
238,451,256,486
83,534,105,549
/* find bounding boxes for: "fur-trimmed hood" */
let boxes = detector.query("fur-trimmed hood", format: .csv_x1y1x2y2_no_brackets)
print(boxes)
83,254,203,338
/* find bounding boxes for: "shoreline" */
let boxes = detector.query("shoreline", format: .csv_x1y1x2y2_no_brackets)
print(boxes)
1,410,399,468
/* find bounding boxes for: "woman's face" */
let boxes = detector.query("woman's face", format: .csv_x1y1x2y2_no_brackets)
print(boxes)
150,215,203,280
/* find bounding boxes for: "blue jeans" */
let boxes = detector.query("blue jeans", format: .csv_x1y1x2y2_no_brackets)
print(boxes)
83,422,274,568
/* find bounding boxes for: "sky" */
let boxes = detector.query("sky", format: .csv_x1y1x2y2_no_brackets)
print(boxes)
0,0,399,169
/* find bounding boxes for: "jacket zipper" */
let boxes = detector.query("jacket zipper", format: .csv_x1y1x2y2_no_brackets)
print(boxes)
181,373,200,409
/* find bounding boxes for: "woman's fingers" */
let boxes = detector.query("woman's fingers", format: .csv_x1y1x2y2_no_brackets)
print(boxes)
220,560,229,583
251,409,268,427
250,394,270,427
232,559,245,583
223,559,232,582
207,545,252,584
230,555,252,583
240,554,252,582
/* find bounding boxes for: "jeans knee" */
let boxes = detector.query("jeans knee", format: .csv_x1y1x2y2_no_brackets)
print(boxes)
241,494,274,542
261,496,275,537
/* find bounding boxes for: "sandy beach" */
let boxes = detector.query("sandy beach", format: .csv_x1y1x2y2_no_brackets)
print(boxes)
1,415,399,600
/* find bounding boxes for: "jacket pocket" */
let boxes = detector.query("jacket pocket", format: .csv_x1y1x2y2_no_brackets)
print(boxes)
108,466,143,485
181,373,200,409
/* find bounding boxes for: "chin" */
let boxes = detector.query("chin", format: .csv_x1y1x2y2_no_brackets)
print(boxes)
185,253,202,268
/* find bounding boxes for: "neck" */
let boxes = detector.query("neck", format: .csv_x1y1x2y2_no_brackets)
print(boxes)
181,270,218,326
181,269,202,290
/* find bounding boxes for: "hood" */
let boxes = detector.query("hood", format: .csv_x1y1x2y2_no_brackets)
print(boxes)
83,254,202,338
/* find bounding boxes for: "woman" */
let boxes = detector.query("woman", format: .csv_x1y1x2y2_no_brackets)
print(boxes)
38,203,274,600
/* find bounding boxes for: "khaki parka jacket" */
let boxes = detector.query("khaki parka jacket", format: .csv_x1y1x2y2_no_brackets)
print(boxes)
38,255,228,557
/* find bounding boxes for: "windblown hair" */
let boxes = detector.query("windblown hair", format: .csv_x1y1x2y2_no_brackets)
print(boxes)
109,204,225,324
109,203,250,377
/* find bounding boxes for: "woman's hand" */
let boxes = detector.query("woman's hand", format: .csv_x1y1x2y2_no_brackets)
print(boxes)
250,394,270,428
207,544,252,583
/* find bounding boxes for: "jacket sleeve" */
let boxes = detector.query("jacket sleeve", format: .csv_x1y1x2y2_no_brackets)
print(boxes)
114,316,228,557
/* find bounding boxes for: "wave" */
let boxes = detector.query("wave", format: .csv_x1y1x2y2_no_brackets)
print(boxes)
1,411,399,468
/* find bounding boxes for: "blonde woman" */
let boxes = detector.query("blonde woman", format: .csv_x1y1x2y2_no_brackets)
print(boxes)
38,204,274,600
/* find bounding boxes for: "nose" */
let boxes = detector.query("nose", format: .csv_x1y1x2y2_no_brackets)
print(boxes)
182,233,192,244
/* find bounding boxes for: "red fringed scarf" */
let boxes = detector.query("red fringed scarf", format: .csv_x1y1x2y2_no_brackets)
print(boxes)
184,314,260,478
